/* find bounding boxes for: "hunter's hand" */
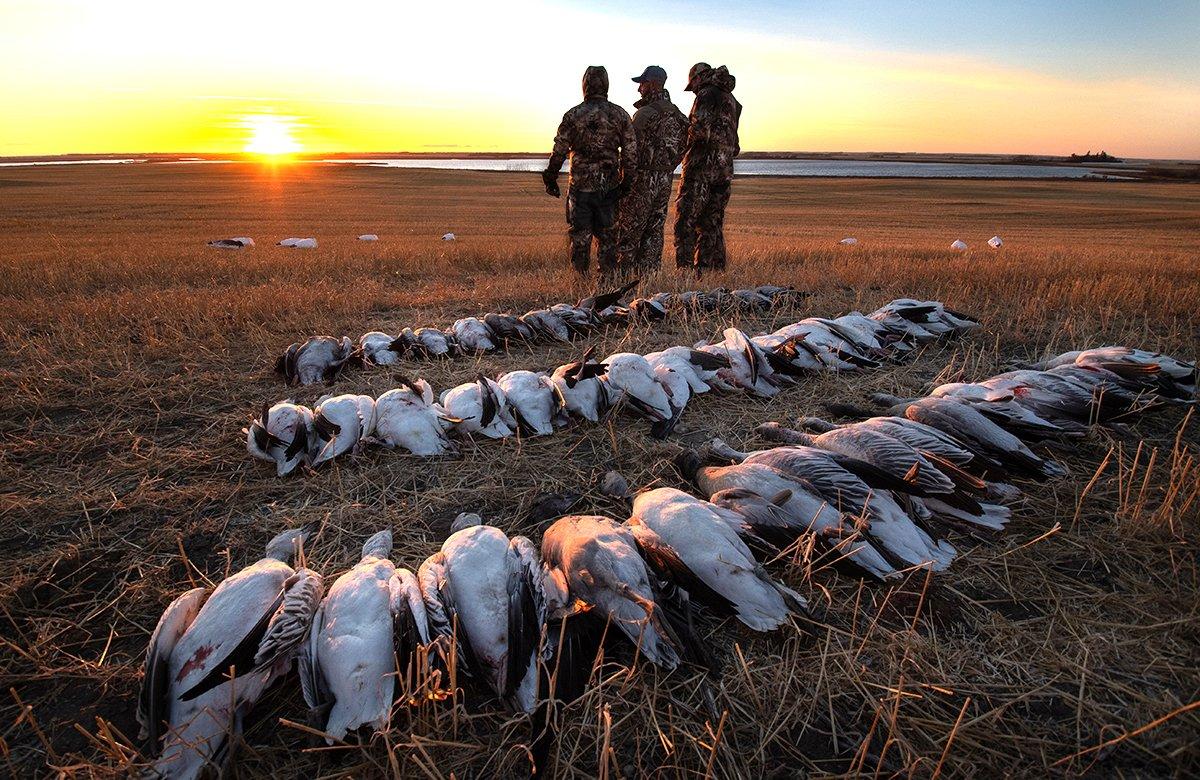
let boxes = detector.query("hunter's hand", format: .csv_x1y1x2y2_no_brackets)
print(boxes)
542,171,561,198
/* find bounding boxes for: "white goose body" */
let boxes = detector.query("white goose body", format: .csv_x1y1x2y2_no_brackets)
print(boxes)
373,379,456,456
602,353,674,421
312,394,376,466
550,353,611,423
699,328,781,396
439,378,516,439
643,346,728,394
418,519,543,712
359,331,402,365
306,530,429,743
541,515,681,670
138,529,321,780
452,317,497,353
627,489,805,631
498,370,561,437
245,401,315,476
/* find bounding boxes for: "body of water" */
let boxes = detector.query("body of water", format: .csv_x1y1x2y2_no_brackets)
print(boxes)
327,157,1130,179
0,158,146,167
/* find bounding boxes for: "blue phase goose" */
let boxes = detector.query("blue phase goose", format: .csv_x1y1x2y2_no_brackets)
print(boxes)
520,308,572,343
678,453,899,580
276,336,356,386
626,488,808,631
311,394,376,467
550,347,611,423
138,527,322,779
439,376,517,439
703,440,957,572
922,385,1081,438
373,378,459,456
245,401,315,476
301,530,430,743
418,515,545,713
540,515,711,671
1032,346,1196,400
498,370,566,437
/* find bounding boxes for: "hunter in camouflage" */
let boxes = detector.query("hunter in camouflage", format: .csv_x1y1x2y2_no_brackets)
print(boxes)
543,66,636,279
616,65,689,273
674,63,742,274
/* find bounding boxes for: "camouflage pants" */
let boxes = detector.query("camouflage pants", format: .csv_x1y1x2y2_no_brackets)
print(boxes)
567,186,619,278
616,171,673,272
673,177,731,273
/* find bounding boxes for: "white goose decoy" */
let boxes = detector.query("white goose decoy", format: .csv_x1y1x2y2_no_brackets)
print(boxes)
278,237,318,248
550,347,611,423
679,454,898,580
839,237,858,246
950,239,968,251
245,401,315,476
373,378,459,456
698,327,784,396
987,235,1003,249
358,234,379,242
311,393,376,466
498,370,564,437
207,237,254,249
706,441,957,572
541,515,704,671
439,377,516,439
442,232,456,241
643,346,731,395
359,331,404,366
626,488,807,631
138,527,322,780
601,352,680,437
276,336,356,386
452,317,498,353
301,530,429,743
418,514,544,712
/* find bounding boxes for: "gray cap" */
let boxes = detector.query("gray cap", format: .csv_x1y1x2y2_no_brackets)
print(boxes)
632,65,667,84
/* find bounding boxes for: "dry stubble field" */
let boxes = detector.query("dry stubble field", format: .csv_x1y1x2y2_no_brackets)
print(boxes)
1,163,1198,777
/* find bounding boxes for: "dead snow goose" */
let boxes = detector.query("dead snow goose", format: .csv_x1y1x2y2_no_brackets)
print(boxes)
418,514,544,712
483,312,536,347
498,370,565,437
245,401,315,477
643,346,731,395
359,331,404,366
626,488,808,631
601,352,680,438
311,394,376,467
541,514,710,671
373,378,459,456
550,347,611,423
452,317,498,353
302,530,429,743
698,328,785,396
520,309,572,343
138,527,321,779
439,376,516,439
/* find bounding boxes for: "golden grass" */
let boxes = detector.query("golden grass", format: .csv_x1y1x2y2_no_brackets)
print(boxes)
0,163,1198,777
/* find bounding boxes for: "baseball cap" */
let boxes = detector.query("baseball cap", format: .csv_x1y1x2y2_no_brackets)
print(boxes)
631,65,668,84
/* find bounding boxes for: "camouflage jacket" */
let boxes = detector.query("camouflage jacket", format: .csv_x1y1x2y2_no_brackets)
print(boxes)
546,66,636,192
680,66,741,183
631,88,688,173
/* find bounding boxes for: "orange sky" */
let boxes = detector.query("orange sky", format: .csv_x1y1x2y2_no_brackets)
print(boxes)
2,1,1198,159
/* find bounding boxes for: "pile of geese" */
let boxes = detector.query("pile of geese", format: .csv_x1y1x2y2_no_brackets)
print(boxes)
271,281,811,386
149,345,1193,777
248,298,983,475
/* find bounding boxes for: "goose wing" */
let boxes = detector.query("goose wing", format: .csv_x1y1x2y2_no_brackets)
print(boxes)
297,602,331,714
504,537,542,702
626,521,737,618
137,587,207,747
178,568,324,702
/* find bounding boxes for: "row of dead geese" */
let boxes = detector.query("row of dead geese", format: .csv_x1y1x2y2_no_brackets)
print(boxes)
272,281,812,386
248,298,982,475
153,341,1193,777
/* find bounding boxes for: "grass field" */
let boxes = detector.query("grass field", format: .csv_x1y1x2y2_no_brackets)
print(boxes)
1,162,1198,777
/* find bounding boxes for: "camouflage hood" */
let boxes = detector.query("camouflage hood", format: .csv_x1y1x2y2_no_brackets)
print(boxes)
711,66,735,93
582,65,609,99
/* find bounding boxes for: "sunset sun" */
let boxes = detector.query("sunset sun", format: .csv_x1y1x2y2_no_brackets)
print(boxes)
241,114,302,158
